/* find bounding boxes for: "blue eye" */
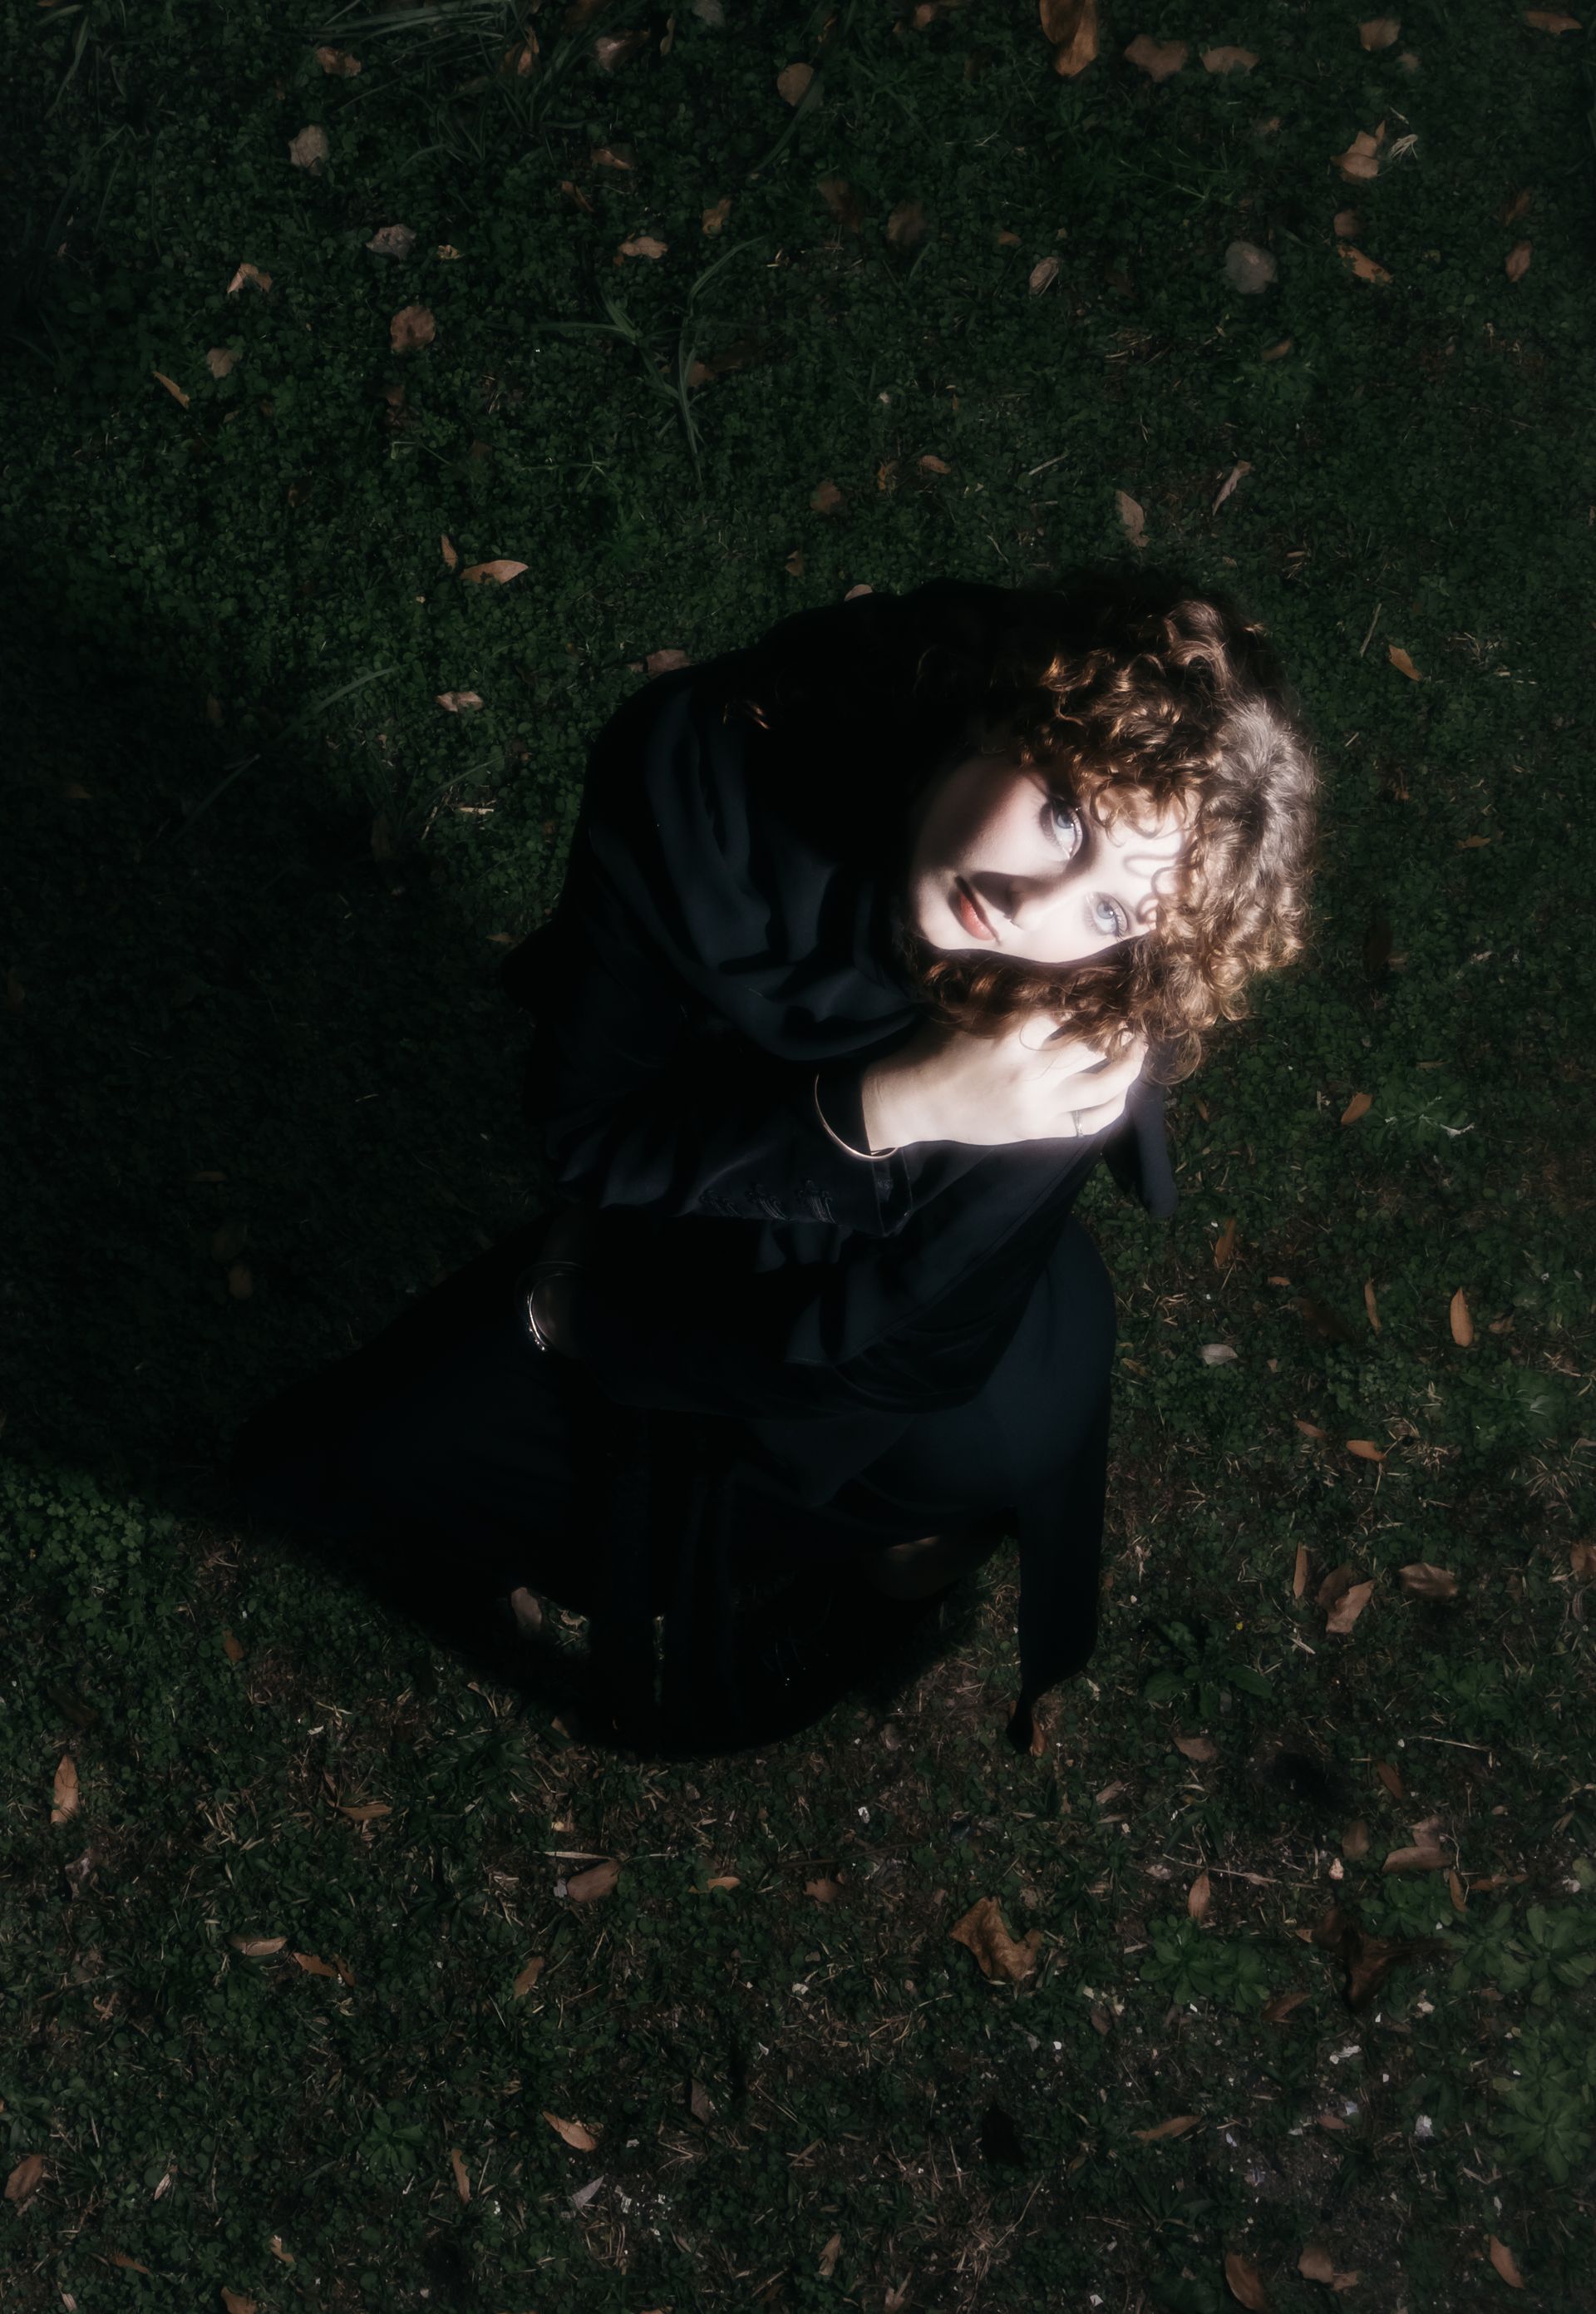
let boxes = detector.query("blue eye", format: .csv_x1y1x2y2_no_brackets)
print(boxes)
1042,796,1129,939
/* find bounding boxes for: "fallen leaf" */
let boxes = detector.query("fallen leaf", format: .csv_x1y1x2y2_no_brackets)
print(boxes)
543,2111,598,2151
810,478,845,513
1383,1841,1446,1873
1224,2247,1269,2308
229,1935,288,1956
314,45,362,75
1388,644,1421,680
1375,1760,1406,1799
1214,1216,1238,1266
291,1952,338,1977
689,2077,716,2122
222,1630,244,1663
1298,2242,1362,2289
206,347,238,379
391,303,436,354
1357,16,1401,47
461,559,527,584
818,2232,842,2279
1525,9,1582,30
805,1877,842,1902
52,1755,79,1824
1342,1820,1370,1858
1126,32,1188,80
1316,1562,1361,1611
5,2154,45,2203
1202,45,1258,73
1116,489,1146,545
450,2146,470,2202
1042,0,1100,79
367,224,416,258
1326,1581,1374,1635
152,368,190,409
1261,1988,1310,2023
220,2291,257,2314
1295,1418,1328,1440
1333,125,1388,182
288,125,329,170
1340,1090,1372,1125
948,1894,1042,1982
513,1955,546,1996
1175,1733,1219,1762
1398,1562,1457,1600
436,692,485,713
1340,245,1393,284
1188,1870,1212,1921
776,60,814,104
226,262,272,294
1224,240,1278,294
617,234,668,260
1364,1279,1380,1332
1450,1288,1474,1346
1293,1543,1309,1598
1345,1439,1387,1463
1488,2234,1525,2289
565,1858,620,1902
334,1801,391,1823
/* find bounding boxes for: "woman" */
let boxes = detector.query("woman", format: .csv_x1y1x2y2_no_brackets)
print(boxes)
224,565,1320,1757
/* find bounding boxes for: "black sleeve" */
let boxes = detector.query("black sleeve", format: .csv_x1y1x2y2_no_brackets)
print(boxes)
501,826,920,1237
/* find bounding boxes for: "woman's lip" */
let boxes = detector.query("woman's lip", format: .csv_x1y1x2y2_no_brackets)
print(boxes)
954,877,998,940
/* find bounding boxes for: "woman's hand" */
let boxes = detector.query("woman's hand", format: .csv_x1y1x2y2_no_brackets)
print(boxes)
865,1015,1149,1151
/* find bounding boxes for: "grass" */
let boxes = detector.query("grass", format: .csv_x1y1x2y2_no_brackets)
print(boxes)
2,0,1594,2307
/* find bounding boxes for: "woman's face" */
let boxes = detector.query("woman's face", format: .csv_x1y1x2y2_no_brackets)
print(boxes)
901,747,1191,967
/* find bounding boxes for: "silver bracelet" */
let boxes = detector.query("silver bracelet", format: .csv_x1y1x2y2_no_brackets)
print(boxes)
521,1257,587,1354
813,1070,899,1160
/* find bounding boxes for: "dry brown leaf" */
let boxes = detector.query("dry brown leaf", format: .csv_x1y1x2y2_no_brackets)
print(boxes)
1295,1417,1328,1440
314,45,362,74
1333,125,1387,181
230,1935,287,1956
1224,2247,1269,2309
441,534,458,570
1525,10,1583,30
1298,2242,1362,2289
810,479,845,514
1134,2113,1201,2141
1028,254,1061,294
776,60,814,104
222,1630,244,1663
1398,1562,1457,1600
268,2238,295,2265
436,692,485,713
1345,1439,1387,1463
153,368,191,409
1225,240,1278,294
52,1754,79,1823
948,1894,1042,1983
1450,1288,1474,1346
1357,15,1401,46
1375,1759,1406,1799
450,2146,470,2202
461,559,527,584
1572,1542,1596,1580
1340,244,1393,284
1340,1090,1372,1125
227,262,272,294
1342,1819,1370,1858
565,1858,620,1902
1384,1841,1446,1874
1126,32,1188,79
805,1876,843,1902
5,2154,44,2203
1188,1870,1212,1921
335,1800,391,1823
220,2292,257,2314
818,2232,842,2280
1325,1579,1374,1635
1448,1868,1468,1912
1175,1732,1219,1762
367,224,416,258
886,200,929,248
206,348,238,379
617,234,667,260
1388,643,1421,680
1261,1988,1309,2023
1202,44,1258,71
391,303,436,354
1116,489,1146,545
1293,1542,1310,1598
1042,0,1100,79
1363,1279,1380,1333
291,1952,338,1977
288,125,329,170
702,196,732,234
1214,1216,1238,1267
646,648,693,675
513,1955,546,1996
1488,2234,1525,2288
1316,1562,1360,1611
919,453,953,475
543,2111,598,2150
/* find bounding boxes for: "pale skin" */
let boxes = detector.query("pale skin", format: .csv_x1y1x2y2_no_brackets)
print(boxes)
523,748,1192,1611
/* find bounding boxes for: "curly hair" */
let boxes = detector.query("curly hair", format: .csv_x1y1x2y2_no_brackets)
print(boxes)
715,563,1323,1089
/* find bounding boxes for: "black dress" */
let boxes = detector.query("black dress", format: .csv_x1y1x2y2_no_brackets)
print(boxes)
225,581,1178,1752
